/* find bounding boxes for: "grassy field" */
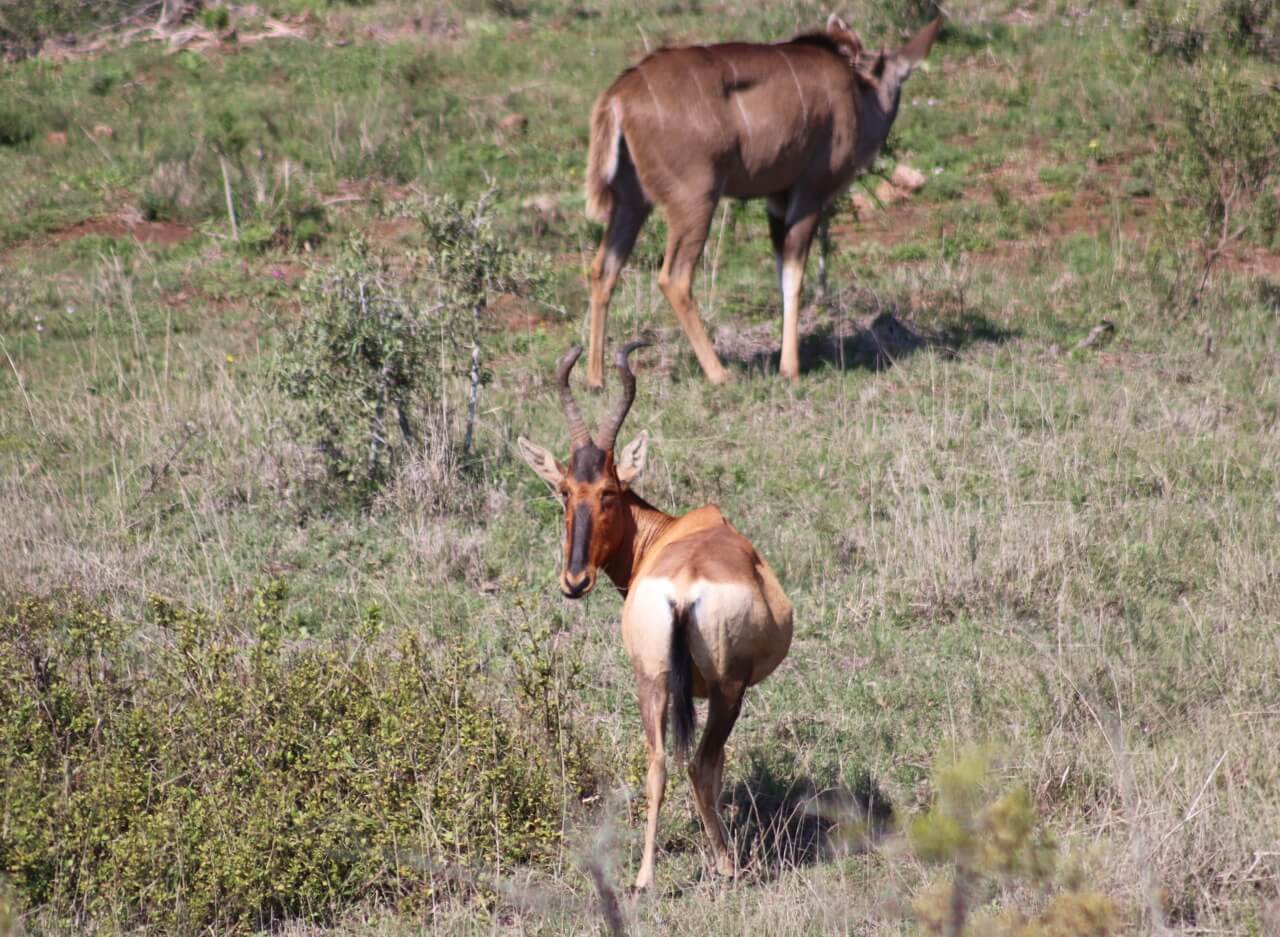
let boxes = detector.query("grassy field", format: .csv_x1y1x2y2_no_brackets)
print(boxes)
2,0,1279,934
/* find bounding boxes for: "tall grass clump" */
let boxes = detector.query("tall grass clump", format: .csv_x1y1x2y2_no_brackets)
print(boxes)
0,591,589,933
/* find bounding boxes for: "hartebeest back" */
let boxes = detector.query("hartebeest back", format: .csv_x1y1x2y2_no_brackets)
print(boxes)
518,344,793,890
583,15,942,386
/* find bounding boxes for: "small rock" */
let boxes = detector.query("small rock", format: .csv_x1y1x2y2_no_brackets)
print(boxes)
891,164,927,192
874,179,906,206
91,124,114,140
850,191,876,219
44,131,68,147
524,194,558,217
499,113,528,135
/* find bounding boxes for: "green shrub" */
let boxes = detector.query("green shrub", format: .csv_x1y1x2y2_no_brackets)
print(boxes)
200,5,231,31
1159,61,1280,302
0,591,587,933
0,107,36,147
1141,0,1280,60
0,0,141,57
277,235,444,500
907,749,1120,937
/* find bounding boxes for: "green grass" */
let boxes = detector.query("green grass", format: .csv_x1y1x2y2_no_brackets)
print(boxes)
3,0,1280,933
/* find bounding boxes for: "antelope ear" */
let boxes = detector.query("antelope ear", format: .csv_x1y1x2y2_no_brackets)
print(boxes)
615,431,649,486
893,16,942,74
517,436,564,488
825,13,864,57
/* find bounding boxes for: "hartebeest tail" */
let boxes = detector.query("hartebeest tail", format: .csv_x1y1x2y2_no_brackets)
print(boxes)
668,599,696,762
582,15,943,387
517,343,793,891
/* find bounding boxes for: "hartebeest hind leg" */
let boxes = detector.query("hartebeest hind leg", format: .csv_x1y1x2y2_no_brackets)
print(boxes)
657,201,732,386
689,678,747,879
587,182,652,388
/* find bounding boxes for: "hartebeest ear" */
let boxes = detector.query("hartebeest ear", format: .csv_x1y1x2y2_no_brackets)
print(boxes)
517,436,565,489
615,431,649,486
889,16,942,80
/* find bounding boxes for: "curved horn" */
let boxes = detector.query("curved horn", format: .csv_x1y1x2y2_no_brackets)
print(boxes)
597,340,648,451
556,346,593,450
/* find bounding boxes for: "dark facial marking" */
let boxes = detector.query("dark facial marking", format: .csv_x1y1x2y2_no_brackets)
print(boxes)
568,503,593,574
569,443,607,483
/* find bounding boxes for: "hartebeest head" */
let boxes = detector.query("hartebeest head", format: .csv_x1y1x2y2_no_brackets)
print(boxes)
517,342,649,599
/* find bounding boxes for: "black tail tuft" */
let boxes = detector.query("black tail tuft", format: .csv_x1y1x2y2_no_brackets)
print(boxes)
668,599,697,763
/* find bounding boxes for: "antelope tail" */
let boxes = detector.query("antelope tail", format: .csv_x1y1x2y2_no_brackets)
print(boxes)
668,599,697,762
585,95,622,223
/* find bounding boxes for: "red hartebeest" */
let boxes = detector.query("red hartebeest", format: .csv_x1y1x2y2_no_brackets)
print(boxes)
517,343,793,890
583,15,943,387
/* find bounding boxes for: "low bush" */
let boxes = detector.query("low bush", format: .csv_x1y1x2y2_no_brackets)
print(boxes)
1158,61,1280,302
1140,0,1280,60
0,591,589,933
907,749,1121,937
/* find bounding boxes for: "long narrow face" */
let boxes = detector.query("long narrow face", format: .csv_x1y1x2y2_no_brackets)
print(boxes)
517,343,650,600
549,441,643,596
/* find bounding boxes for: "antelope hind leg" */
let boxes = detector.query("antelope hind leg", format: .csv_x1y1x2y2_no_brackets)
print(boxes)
688,678,747,879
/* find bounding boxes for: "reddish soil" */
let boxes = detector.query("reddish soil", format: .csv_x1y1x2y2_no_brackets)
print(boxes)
490,293,555,332
49,218,194,247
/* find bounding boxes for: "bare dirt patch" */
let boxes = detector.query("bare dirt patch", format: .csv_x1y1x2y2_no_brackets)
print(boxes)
49,217,195,247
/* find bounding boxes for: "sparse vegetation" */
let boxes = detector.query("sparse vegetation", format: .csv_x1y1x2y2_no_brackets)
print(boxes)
2,0,1279,934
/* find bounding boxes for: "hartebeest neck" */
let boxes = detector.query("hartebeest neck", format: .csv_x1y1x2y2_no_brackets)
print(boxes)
602,492,676,595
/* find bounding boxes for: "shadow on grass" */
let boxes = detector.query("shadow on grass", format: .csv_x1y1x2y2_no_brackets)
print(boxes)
723,757,895,883
713,284,1019,379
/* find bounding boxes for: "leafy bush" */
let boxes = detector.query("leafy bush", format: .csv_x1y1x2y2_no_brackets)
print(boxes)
278,196,547,503
1141,0,1280,60
0,106,37,147
1158,62,1280,302
0,591,587,933
0,0,143,58
277,235,442,500
907,749,1120,937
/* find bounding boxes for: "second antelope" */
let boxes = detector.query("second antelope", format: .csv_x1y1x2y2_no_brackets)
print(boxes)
518,343,793,890
583,15,942,387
